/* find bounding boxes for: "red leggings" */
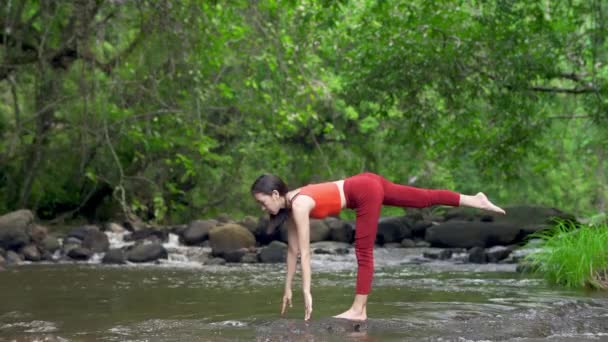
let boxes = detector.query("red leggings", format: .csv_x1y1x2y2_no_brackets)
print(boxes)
343,173,460,294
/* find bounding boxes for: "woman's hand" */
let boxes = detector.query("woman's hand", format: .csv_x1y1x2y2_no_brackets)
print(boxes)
281,289,293,316
303,291,313,320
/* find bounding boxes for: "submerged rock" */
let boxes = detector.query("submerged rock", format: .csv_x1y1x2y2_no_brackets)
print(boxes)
256,318,368,340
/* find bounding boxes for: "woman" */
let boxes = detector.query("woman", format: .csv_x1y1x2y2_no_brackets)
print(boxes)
251,172,505,321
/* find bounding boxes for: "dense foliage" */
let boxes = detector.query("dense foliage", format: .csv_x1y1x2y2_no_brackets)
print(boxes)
1,0,607,223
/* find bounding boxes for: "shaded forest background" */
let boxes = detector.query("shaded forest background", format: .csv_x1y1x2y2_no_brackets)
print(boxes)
1,0,607,224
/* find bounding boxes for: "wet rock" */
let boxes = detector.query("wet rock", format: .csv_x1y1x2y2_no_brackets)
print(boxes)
411,220,433,237
66,225,101,241
401,239,416,248
0,209,34,227
376,216,412,245
21,244,41,261
415,240,431,248
0,210,33,250
209,224,256,257
168,224,188,236
126,243,168,263
82,230,110,253
485,245,513,263
27,224,48,244
256,216,285,244
425,221,523,248
238,216,258,232
383,242,402,249
241,252,258,263
468,246,486,263
124,228,168,243
42,235,61,253
62,243,80,256
206,257,226,265
423,249,456,260
326,217,354,243
63,236,82,245
182,219,218,245
67,247,93,260
106,222,127,233
223,248,248,263
102,249,126,264
257,318,368,340
41,250,55,261
4,250,22,264
259,241,287,263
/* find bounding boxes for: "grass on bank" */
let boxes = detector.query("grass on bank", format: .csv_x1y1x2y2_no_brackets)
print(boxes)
524,219,608,290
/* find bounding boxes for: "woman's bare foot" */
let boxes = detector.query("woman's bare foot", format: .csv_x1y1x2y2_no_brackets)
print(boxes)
333,308,367,321
474,192,506,214
460,193,506,214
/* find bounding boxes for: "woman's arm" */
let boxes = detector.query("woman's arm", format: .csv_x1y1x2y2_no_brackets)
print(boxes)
291,201,313,320
285,216,299,292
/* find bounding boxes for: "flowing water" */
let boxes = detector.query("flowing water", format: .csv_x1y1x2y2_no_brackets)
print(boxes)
1,246,608,341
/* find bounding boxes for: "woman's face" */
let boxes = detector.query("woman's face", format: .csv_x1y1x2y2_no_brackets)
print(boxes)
253,191,282,215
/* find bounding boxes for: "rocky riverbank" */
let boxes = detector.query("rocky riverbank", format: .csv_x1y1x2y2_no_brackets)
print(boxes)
0,205,575,269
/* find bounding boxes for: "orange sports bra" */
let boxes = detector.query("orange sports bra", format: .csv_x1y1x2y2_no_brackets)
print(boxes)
292,182,342,219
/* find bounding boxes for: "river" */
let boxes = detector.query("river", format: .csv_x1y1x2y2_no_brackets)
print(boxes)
1,247,608,341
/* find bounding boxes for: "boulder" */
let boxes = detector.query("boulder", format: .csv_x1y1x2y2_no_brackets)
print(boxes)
238,216,259,233
0,210,34,250
468,246,486,263
485,245,513,263
326,218,354,243
259,241,287,263
102,249,127,264
21,244,41,261
4,250,22,264
66,225,101,241
411,221,433,237
241,252,259,263
82,230,110,253
401,239,416,248
415,240,431,248
67,247,93,260
124,228,168,243
209,224,256,257
27,225,48,244
425,221,523,248
255,216,284,245
182,219,218,245
106,222,127,234
223,248,248,263
0,209,34,227
40,235,61,253
376,216,412,245
126,243,168,263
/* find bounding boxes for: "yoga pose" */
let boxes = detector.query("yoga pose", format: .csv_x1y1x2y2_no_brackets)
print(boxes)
250,172,506,321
